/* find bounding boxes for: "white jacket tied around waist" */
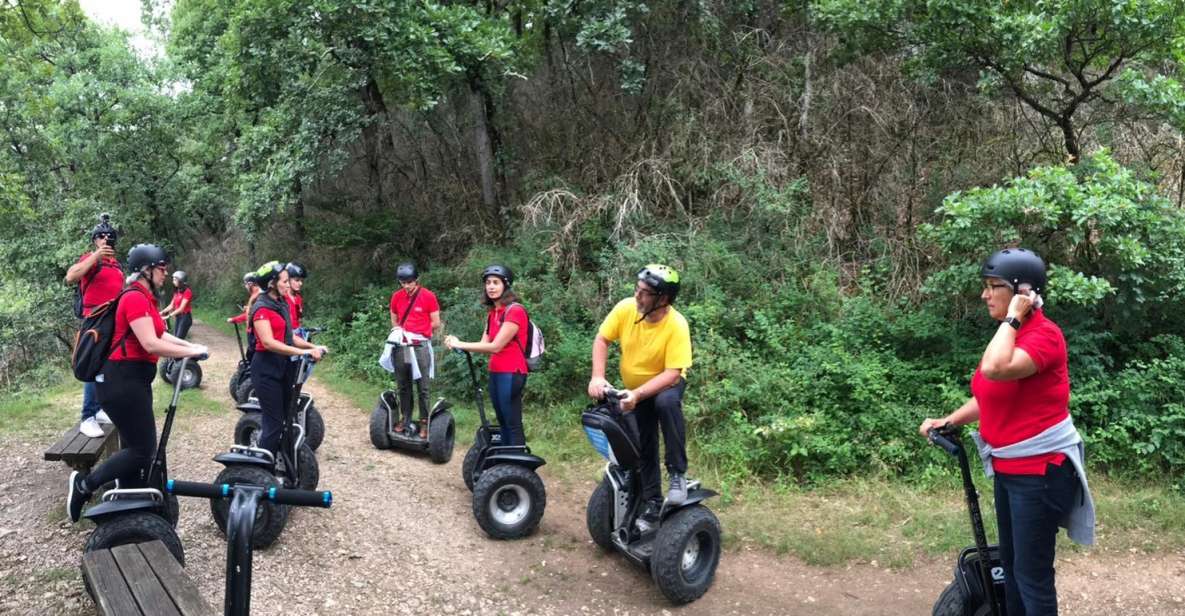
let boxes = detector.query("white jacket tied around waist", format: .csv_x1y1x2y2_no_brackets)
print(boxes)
378,327,434,380
971,415,1096,545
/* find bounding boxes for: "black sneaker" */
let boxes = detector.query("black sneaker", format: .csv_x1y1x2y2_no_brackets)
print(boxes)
636,499,662,532
67,471,90,523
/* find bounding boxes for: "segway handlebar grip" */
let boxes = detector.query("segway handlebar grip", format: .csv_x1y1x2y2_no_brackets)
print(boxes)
166,479,228,499
927,428,962,456
268,487,333,508
602,387,629,400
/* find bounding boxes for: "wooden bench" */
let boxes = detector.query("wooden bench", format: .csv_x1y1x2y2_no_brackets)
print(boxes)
44,422,121,473
82,540,215,616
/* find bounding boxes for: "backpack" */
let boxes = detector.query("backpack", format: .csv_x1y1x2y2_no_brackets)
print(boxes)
72,288,135,382
488,303,545,371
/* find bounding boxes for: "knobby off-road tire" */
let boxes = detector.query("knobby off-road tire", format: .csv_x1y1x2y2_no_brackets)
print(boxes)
85,512,185,566
210,465,288,550
234,377,255,404
461,445,480,491
233,412,262,448
296,443,319,491
303,404,325,451
472,464,546,540
177,362,201,390
586,477,615,551
370,401,391,449
428,412,455,463
650,504,721,605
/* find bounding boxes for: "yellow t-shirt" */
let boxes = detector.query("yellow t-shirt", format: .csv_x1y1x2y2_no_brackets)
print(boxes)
598,298,693,389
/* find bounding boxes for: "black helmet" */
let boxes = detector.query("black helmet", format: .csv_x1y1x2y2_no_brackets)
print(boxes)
981,248,1047,294
90,212,117,242
172,271,188,286
242,272,258,286
396,262,418,282
254,260,285,288
126,244,169,273
637,263,681,303
482,264,513,287
285,261,308,279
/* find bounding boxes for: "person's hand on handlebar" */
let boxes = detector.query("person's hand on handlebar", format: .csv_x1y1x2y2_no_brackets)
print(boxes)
587,376,610,399
305,347,324,361
918,417,950,438
619,389,639,412
187,344,209,359
444,335,461,351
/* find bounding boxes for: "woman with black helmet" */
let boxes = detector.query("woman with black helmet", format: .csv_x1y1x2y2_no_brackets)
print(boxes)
228,272,261,361
284,262,308,338
445,265,530,446
66,244,209,523
159,270,194,339
250,261,327,455
919,248,1095,616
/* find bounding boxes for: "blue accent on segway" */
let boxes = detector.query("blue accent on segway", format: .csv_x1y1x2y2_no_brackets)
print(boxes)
166,479,174,492
222,484,230,497
268,487,277,501
583,426,611,461
323,491,332,506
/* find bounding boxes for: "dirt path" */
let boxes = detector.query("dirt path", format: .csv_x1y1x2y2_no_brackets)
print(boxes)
2,319,1184,615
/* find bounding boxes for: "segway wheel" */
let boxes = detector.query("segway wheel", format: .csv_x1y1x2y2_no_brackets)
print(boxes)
233,412,263,448
158,360,174,384
85,511,185,567
472,464,546,540
428,411,455,464
304,403,325,451
369,402,391,450
461,444,479,491
177,361,202,390
210,465,289,549
586,477,615,551
228,362,248,400
296,443,319,491
932,580,976,616
165,493,180,528
234,377,255,404
650,504,721,605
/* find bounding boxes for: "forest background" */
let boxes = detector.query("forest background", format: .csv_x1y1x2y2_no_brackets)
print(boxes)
3,0,1185,505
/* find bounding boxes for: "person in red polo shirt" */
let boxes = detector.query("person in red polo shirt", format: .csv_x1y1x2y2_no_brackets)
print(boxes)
64,215,125,437
284,262,308,337
159,271,194,339
920,248,1094,616
65,244,208,523
387,262,441,437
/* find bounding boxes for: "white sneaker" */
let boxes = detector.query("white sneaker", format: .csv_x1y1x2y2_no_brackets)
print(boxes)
94,410,112,425
79,417,104,438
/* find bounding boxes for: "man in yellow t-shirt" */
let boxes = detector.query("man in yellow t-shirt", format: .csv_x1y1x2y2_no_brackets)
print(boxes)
588,264,693,512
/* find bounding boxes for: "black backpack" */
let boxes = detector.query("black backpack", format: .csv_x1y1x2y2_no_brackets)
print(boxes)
72,288,135,382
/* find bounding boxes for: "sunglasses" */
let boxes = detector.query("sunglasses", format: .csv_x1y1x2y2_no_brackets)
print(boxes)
982,282,1011,292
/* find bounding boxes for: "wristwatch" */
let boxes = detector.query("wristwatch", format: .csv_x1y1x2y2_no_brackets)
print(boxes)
1003,316,1021,330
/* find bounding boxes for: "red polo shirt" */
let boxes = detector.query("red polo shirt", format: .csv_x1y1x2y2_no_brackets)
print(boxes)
76,252,124,317
389,287,439,338
252,306,288,352
286,292,303,329
971,310,1069,475
487,304,529,374
109,283,165,363
170,288,193,314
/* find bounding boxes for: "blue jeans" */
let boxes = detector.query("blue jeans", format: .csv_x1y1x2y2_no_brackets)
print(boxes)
81,381,100,421
488,372,527,446
994,461,1081,616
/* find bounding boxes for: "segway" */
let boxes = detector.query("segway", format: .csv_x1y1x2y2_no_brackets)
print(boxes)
455,350,546,539
581,388,722,604
159,356,202,390
369,340,456,463
929,425,1006,616
81,354,207,566
168,479,332,615
233,327,325,451
228,320,251,401
209,351,321,549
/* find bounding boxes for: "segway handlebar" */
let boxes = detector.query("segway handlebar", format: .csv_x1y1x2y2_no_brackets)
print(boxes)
601,387,630,401
927,426,963,457
167,479,333,508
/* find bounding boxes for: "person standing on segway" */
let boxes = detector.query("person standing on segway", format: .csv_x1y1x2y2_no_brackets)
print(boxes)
64,214,123,438
587,264,693,523
229,272,261,356
66,244,209,523
919,248,1095,616
444,265,530,445
250,261,326,456
387,262,441,438
159,271,194,339
284,262,308,339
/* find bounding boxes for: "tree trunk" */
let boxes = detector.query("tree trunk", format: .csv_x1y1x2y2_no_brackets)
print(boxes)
468,72,499,215
292,177,307,251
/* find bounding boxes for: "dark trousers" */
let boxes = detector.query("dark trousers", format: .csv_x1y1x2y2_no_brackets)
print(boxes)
634,378,688,501
393,344,433,424
173,313,192,339
251,353,295,455
994,461,1080,616
489,372,527,446
88,361,157,490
